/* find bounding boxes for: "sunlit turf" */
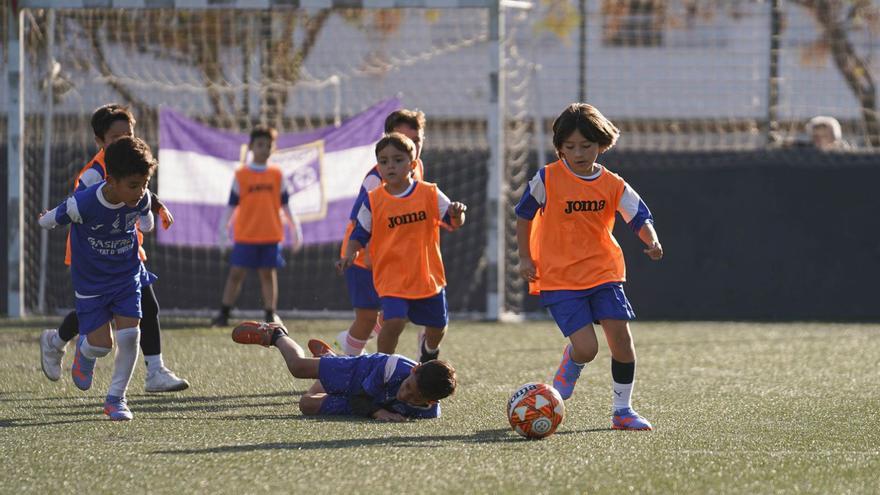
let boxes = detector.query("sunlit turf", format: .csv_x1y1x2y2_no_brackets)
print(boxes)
1,320,878,494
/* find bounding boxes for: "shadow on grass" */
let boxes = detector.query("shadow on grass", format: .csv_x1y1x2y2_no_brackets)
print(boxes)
0,390,299,404
0,417,106,428
0,391,307,426
152,426,612,454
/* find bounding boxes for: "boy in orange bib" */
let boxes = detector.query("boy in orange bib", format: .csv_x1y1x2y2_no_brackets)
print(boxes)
212,125,302,327
338,133,466,363
336,109,427,356
516,103,663,431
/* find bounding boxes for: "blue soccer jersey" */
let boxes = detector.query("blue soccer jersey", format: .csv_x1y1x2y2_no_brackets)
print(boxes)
41,182,154,296
319,353,440,419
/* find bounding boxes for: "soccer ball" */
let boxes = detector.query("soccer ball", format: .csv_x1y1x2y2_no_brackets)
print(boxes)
507,382,565,439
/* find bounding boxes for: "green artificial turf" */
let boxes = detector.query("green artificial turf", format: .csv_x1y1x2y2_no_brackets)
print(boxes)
1,320,877,494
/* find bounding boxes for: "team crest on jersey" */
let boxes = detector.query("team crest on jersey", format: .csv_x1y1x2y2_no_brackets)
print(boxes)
388,211,427,229
124,212,140,230
564,200,606,214
110,215,122,233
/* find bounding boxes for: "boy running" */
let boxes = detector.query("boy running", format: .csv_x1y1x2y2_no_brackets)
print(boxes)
38,137,159,420
339,133,466,363
516,103,663,430
39,104,188,393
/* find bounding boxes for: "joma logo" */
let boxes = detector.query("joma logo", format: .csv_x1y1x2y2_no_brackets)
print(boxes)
564,200,606,214
388,211,427,228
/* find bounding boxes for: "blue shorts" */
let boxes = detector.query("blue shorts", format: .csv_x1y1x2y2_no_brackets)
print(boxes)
543,284,635,337
345,265,380,310
381,289,448,328
230,243,284,269
75,284,143,335
318,355,361,395
140,264,158,287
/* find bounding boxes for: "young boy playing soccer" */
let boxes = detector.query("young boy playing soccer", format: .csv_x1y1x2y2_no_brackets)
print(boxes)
38,136,159,420
231,321,456,420
39,103,189,393
516,103,663,431
335,109,428,356
338,133,466,363
211,125,302,327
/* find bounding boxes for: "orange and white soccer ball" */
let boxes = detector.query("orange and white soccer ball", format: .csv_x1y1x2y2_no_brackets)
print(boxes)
507,382,565,439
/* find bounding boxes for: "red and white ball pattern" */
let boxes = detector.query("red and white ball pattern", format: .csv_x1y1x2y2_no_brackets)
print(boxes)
507,382,565,439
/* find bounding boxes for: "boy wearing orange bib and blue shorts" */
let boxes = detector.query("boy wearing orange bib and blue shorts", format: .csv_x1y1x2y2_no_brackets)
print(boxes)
212,125,302,327
338,133,466,363
516,103,664,431
336,109,427,356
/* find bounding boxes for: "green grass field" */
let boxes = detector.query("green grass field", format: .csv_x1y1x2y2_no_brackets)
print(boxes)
1,320,878,494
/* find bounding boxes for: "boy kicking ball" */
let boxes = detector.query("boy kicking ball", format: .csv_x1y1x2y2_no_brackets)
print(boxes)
231,321,456,421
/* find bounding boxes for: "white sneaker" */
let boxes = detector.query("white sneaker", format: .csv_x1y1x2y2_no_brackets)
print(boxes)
40,329,66,382
333,330,364,356
145,367,190,393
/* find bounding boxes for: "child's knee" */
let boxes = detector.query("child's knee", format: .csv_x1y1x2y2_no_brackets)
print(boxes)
382,318,407,332
571,341,599,363
354,310,379,325
86,327,113,349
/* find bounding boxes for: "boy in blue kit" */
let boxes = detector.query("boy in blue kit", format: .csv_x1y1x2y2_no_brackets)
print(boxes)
38,136,158,421
39,103,188,393
231,321,457,421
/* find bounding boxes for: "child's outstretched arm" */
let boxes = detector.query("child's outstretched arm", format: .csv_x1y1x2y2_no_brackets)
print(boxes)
516,218,537,282
38,197,80,230
447,201,467,229
638,222,663,260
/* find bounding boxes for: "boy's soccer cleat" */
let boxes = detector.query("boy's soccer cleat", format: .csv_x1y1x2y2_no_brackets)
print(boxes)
232,321,287,347
40,329,66,382
103,395,133,421
612,407,653,431
145,367,190,393
71,335,96,391
552,345,583,400
307,339,336,357
417,330,439,364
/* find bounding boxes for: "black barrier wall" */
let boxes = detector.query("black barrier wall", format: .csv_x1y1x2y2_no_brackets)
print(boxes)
2,146,879,320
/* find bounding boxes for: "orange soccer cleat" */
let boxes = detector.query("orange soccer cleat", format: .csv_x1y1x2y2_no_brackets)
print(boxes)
231,321,287,347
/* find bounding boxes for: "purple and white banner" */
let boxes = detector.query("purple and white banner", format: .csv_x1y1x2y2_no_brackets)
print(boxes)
157,98,400,247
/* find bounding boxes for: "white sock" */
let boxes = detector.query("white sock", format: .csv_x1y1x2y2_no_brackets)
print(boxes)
80,338,111,359
108,327,140,398
612,380,634,411
50,332,67,351
144,354,164,374
344,333,368,356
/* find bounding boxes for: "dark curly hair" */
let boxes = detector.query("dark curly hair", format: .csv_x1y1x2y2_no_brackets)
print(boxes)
415,360,457,402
